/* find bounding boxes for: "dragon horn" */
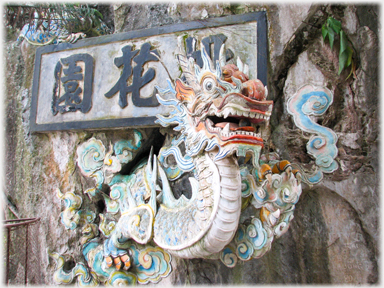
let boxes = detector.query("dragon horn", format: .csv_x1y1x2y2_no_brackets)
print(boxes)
219,43,226,67
237,56,244,73
200,43,214,72
243,63,249,77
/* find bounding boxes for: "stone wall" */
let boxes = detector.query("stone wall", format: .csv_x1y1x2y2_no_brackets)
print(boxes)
4,3,379,285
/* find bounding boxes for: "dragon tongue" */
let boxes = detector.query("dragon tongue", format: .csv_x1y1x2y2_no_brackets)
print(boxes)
232,126,255,132
214,122,255,132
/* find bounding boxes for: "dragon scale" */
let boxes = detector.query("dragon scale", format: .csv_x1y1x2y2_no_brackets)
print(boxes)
154,150,241,258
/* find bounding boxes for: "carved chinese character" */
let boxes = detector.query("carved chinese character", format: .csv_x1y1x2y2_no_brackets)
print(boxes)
185,34,233,67
52,54,94,115
105,42,160,108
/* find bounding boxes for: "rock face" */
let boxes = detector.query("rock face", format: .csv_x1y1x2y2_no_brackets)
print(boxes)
4,4,378,285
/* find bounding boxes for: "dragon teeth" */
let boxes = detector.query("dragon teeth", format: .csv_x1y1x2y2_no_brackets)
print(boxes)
217,108,271,120
223,123,231,134
219,129,261,138
206,118,214,128
208,109,216,116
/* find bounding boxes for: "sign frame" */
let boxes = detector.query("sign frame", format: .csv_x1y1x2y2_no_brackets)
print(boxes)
30,11,268,133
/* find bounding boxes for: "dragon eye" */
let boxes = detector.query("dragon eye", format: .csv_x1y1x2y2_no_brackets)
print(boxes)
202,77,217,93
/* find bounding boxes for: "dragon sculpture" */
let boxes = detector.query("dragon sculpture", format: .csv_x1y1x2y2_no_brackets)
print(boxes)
49,42,303,285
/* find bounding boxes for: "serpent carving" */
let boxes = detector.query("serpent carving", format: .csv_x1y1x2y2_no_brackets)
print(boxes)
49,41,303,285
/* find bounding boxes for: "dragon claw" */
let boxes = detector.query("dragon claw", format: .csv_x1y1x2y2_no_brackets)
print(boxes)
105,253,131,271
292,169,302,184
113,257,122,270
121,254,131,270
105,256,113,267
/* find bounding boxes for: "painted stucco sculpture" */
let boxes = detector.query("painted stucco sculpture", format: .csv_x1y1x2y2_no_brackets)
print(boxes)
17,11,110,46
49,42,305,285
287,84,338,184
56,188,96,230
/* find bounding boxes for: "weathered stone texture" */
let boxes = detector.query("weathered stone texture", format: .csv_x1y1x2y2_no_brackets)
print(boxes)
4,3,378,285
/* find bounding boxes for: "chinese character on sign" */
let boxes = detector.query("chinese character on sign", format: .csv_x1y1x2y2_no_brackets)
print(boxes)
185,34,233,68
52,54,94,115
105,42,160,108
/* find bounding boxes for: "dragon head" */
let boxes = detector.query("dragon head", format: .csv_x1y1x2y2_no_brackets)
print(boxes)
156,43,273,168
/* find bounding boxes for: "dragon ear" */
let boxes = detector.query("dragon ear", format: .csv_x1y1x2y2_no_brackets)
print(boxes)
175,79,195,102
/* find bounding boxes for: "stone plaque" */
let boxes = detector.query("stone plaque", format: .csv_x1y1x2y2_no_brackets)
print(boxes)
30,12,267,132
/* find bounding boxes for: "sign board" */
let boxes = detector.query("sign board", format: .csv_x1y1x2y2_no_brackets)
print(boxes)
30,12,268,132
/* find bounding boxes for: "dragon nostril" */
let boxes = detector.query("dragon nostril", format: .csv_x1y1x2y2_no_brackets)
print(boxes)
242,80,266,101
241,85,252,98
